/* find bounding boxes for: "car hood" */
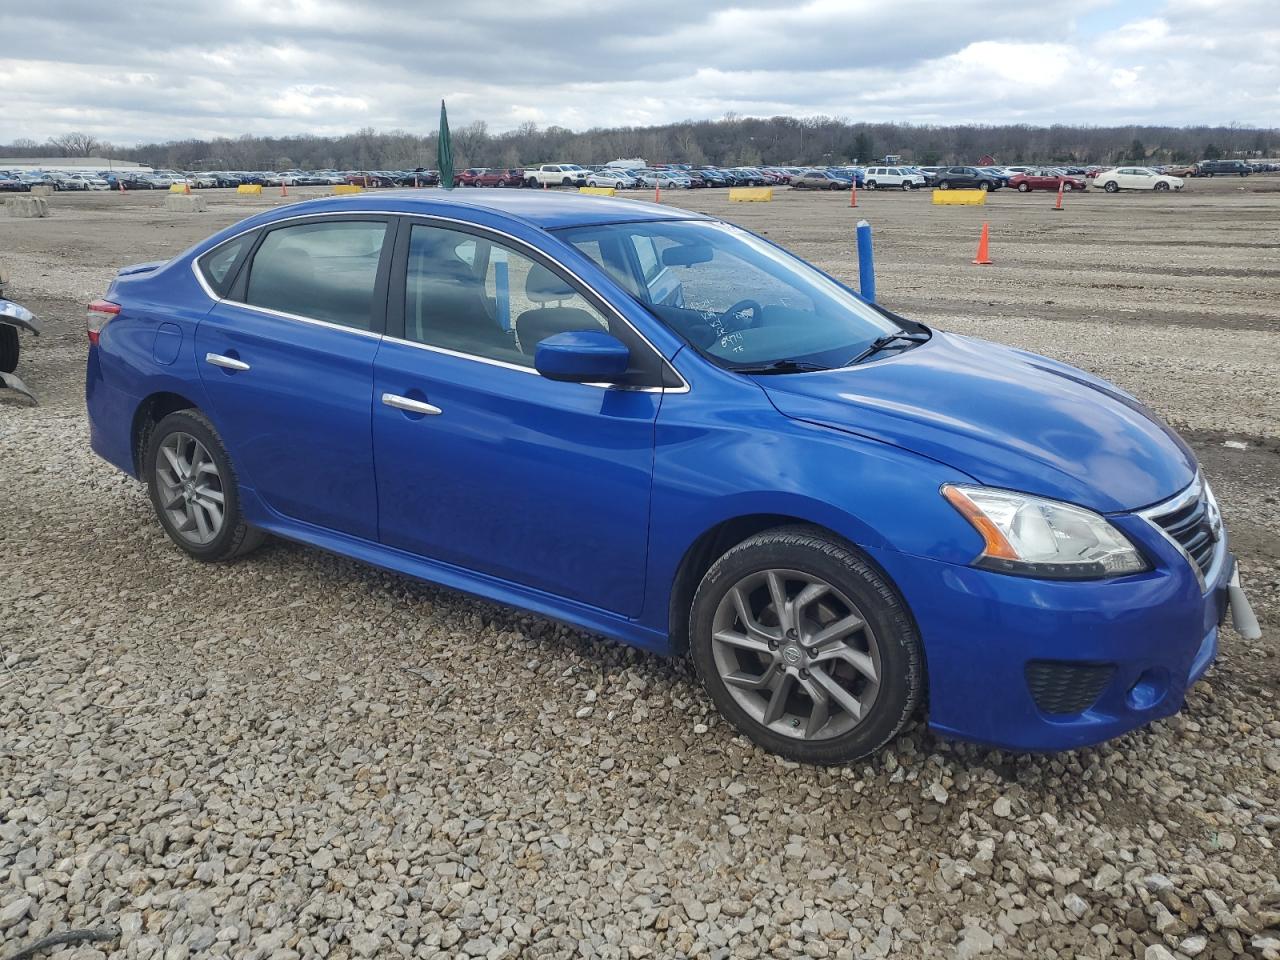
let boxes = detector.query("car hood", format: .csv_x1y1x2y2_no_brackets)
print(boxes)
758,331,1196,513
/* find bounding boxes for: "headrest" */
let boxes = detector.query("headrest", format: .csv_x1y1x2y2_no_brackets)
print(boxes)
526,264,576,303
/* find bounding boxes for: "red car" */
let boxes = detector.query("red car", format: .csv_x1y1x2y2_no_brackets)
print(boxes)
453,168,525,187
1011,169,1087,193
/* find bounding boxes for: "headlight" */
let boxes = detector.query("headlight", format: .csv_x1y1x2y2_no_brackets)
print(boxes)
942,485,1149,579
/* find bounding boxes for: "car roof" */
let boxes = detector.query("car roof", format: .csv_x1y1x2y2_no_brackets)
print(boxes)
260,188,709,230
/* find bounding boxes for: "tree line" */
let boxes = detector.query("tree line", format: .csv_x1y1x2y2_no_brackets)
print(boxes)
5,117,1275,171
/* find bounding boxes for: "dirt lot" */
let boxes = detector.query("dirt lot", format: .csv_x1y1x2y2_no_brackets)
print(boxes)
1,182,1277,960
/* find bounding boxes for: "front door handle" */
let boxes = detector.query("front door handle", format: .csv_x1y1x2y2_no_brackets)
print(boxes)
206,352,250,372
382,392,442,416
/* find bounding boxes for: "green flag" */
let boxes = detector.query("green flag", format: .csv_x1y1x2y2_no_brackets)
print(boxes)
438,99,454,190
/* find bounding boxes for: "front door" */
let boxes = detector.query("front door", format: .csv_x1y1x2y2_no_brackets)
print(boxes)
372,219,667,616
195,216,394,541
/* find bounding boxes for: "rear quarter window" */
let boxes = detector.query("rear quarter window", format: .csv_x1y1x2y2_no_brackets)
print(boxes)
197,233,254,297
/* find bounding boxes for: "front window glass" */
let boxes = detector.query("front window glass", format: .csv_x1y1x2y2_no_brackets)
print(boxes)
557,220,904,369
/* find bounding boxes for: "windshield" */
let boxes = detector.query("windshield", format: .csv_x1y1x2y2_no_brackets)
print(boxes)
555,219,906,369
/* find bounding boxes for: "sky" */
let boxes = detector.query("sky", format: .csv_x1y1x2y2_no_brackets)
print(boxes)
2,0,1278,146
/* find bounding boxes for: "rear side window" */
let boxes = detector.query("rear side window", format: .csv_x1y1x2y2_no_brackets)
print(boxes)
197,234,253,297
244,220,388,331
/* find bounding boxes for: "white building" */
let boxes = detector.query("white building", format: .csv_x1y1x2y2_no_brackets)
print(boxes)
0,157,151,174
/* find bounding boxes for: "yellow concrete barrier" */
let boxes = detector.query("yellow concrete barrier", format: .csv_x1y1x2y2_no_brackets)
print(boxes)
729,187,773,202
168,183,188,193
578,186,616,197
236,184,263,195
932,189,987,205
332,184,363,195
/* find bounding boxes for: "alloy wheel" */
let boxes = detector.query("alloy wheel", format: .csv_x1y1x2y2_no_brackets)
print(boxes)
155,432,225,545
710,568,881,741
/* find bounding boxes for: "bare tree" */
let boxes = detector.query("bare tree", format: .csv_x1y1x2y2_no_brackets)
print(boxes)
47,132,102,157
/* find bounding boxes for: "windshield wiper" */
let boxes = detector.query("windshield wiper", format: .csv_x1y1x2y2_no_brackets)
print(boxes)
845,329,930,366
732,358,831,375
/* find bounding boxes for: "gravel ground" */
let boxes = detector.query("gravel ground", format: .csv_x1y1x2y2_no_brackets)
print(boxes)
1,182,1277,960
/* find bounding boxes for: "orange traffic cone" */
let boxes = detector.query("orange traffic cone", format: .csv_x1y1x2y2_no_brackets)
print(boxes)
849,180,858,208
1054,180,1064,211
972,222,993,265
119,179,126,193
281,182,288,197
183,181,191,195
655,181,662,203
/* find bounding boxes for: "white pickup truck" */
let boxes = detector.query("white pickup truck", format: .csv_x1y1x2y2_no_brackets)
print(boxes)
523,164,589,188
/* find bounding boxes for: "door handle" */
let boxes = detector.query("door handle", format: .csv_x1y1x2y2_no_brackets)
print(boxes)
206,352,250,372
382,392,442,416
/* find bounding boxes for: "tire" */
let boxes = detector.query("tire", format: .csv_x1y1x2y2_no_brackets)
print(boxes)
938,181,950,190
145,409,264,563
1154,182,1170,192
0,325,19,374
689,525,924,765
497,179,507,187
1063,182,1073,191
1104,181,1119,193
526,177,538,188
901,181,913,191
561,177,572,186
866,180,877,190
978,181,990,192
1017,182,1030,192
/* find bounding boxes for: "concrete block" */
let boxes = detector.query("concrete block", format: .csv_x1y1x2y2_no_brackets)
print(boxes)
4,196,50,218
29,185,55,197
164,194,208,213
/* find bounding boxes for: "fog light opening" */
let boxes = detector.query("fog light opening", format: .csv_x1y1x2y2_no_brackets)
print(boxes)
1127,670,1169,711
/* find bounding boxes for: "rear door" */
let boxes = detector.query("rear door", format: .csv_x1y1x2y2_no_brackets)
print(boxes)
195,215,395,540
371,218,669,616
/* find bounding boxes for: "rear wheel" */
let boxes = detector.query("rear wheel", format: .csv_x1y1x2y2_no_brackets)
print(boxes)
0,325,19,374
690,526,923,765
938,181,950,190
1017,182,1030,192
145,409,263,562
1104,181,1119,193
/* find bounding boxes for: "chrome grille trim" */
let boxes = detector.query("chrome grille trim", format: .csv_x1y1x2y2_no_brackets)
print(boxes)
1138,473,1226,593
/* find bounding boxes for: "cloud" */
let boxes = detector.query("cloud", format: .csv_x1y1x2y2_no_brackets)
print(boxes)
1,0,1277,146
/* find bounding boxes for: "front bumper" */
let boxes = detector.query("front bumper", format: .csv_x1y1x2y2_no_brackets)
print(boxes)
868,504,1237,752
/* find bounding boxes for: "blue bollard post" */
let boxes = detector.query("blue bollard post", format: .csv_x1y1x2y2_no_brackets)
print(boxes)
856,219,876,304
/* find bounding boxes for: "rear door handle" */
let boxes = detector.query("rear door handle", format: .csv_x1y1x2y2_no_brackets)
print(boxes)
205,352,250,372
382,393,442,416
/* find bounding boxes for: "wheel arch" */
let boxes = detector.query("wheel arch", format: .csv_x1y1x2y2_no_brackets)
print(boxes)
666,512,911,657
131,390,200,474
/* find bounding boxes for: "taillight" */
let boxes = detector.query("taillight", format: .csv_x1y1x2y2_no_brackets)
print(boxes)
87,299,120,345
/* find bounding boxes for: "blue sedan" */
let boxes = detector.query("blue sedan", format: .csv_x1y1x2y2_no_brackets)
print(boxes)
85,190,1251,764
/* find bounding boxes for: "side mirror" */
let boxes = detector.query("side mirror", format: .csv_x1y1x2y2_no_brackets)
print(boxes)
534,331,630,384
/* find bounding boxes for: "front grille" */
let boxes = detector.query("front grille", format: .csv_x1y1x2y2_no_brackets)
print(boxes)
1148,487,1218,577
1025,661,1115,715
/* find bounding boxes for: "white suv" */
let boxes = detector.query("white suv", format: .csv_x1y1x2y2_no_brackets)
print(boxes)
864,167,926,190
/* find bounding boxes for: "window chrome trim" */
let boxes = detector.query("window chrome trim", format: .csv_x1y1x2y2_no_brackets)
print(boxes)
188,208,689,394
1137,471,1226,593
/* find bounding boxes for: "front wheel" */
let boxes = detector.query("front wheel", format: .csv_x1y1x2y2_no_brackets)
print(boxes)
689,526,924,765
901,181,914,191
561,177,572,186
145,409,264,562
1154,182,1170,191
0,325,19,373
978,181,990,192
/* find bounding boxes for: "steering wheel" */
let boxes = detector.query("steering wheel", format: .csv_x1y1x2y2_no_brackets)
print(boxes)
722,299,764,330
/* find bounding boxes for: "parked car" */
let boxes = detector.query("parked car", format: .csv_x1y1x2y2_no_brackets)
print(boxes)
1161,164,1196,178
454,168,489,187
524,164,589,188
0,173,29,192
1193,160,1251,177
635,170,693,189
345,172,397,188
0,286,42,403
1009,169,1088,192
85,190,1253,763
932,166,1001,191
475,168,526,187
586,170,638,189
1093,167,1185,192
863,166,926,190
791,170,853,190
